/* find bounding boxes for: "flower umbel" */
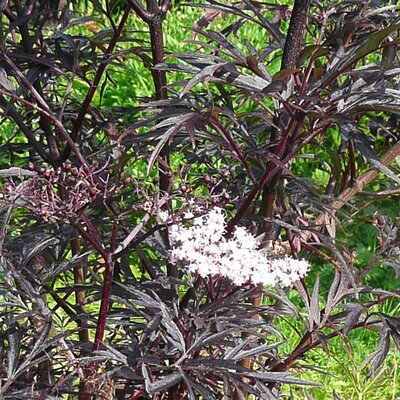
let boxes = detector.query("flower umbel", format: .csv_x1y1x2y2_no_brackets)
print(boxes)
168,208,309,286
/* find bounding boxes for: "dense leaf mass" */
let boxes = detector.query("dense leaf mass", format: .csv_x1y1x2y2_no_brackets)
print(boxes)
0,0,399,399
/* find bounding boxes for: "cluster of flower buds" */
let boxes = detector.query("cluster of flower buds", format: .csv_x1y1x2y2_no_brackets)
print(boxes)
5,162,108,223
166,207,309,287
202,170,232,206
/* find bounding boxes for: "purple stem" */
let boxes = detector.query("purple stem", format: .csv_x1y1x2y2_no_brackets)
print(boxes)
61,5,132,161
93,255,115,351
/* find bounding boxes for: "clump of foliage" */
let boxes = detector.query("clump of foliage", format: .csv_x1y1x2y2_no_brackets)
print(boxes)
0,0,399,399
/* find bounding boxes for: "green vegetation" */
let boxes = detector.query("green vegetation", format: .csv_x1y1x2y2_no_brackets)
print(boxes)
1,0,399,398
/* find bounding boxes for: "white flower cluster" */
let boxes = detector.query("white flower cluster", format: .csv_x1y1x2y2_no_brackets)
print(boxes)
168,208,309,287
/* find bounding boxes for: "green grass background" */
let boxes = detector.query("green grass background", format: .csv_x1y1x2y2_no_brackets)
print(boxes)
3,0,399,398
64,2,400,398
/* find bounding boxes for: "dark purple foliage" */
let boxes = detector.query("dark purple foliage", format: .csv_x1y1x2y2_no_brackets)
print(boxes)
0,0,399,399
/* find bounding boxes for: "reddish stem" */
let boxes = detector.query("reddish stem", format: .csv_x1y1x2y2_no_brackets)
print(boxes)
93,223,118,351
61,6,131,161
211,116,257,183
93,256,115,351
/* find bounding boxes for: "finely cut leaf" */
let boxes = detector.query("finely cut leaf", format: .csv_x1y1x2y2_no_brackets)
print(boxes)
228,341,284,361
367,328,391,377
145,371,182,393
310,275,321,327
338,118,400,185
180,62,227,98
245,371,320,386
